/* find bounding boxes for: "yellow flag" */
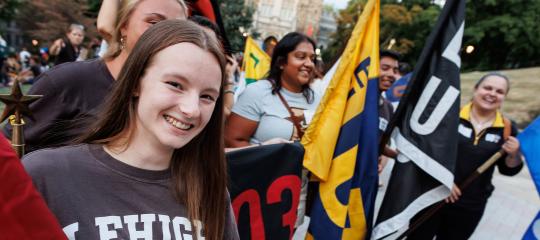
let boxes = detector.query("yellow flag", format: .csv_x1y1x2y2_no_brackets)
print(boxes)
242,37,271,84
301,0,380,238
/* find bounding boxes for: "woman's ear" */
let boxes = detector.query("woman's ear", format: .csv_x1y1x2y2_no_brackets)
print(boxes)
277,56,286,69
120,21,128,37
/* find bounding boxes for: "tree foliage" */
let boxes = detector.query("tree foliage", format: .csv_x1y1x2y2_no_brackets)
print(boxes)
462,0,540,70
220,0,256,53
15,0,97,45
380,3,440,66
322,0,440,68
321,0,365,67
323,0,539,71
0,0,21,23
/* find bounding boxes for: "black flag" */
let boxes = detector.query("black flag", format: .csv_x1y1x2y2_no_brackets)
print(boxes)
227,143,303,240
187,0,232,54
373,0,465,238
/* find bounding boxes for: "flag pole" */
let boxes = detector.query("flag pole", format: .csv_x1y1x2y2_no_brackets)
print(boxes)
394,149,505,239
0,82,42,158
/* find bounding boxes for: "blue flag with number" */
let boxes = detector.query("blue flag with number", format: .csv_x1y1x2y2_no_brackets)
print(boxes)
519,117,540,239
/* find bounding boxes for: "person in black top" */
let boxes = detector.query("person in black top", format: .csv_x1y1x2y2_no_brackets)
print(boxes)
2,0,188,153
50,23,85,65
408,73,523,240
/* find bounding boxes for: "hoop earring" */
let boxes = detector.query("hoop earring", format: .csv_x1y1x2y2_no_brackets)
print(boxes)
120,36,126,50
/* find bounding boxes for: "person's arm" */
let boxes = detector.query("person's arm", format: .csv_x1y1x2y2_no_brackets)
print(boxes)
49,38,64,56
97,0,119,42
223,56,237,118
503,136,522,167
497,124,523,175
224,113,258,147
445,184,462,203
382,145,398,158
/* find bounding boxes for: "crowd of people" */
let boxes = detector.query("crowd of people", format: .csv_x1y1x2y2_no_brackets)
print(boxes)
0,0,525,239
0,22,106,88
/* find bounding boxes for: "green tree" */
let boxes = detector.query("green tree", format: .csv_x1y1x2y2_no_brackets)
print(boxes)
462,0,540,70
322,0,440,67
321,0,365,66
15,0,97,45
220,0,256,53
0,0,21,23
380,3,440,66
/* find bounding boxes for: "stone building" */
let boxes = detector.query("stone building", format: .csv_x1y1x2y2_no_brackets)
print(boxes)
316,5,337,49
296,0,324,38
248,0,323,41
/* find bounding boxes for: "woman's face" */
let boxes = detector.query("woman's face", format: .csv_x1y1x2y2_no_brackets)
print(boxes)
121,0,186,52
280,41,316,92
67,28,84,47
472,75,508,112
134,43,222,151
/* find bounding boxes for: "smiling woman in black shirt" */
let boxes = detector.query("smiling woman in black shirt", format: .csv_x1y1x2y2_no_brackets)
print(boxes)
409,73,523,240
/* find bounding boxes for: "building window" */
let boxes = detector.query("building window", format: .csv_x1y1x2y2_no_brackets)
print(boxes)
280,1,293,20
260,0,273,16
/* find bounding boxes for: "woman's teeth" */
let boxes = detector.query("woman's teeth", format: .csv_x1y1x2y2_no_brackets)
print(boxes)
164,115,192,130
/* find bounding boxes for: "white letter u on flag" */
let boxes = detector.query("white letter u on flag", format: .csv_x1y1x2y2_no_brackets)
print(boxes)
410,76,459,135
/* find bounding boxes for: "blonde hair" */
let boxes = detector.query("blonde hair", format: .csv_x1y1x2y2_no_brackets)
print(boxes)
103,0,188,60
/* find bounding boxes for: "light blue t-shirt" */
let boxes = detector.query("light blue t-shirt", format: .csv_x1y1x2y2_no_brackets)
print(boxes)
232,80,320,144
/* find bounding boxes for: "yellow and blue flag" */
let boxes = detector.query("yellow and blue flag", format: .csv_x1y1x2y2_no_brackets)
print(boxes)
242,37,271,84
301,0,380,238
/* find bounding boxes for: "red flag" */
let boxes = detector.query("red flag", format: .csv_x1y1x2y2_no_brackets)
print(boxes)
0,134,66,239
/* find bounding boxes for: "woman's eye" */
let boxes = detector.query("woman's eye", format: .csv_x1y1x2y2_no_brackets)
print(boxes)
166,81,182,89
147,19,160,25
201,95,216,102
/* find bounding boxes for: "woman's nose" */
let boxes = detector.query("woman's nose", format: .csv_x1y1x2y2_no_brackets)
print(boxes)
179,94,200,119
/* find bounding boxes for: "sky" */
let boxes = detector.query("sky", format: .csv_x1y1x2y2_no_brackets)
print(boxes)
323,0,350,9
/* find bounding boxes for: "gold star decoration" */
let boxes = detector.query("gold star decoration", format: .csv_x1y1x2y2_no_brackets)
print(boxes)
0,82,42,123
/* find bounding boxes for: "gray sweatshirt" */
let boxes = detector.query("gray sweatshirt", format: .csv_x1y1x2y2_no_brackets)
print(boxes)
23,144,239,240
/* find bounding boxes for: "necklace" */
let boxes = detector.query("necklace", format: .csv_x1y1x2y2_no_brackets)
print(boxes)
470,110,494,132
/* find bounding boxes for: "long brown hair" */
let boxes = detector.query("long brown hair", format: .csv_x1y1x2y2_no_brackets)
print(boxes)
80,19,227,240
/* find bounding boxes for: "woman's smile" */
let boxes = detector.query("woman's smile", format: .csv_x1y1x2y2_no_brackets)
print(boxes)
164,114,193,131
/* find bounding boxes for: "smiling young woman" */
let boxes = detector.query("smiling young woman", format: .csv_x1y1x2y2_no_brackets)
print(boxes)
224,32,320,230
224,32,320,148
2,0,188,153
22,20,239,240
408,72,522,240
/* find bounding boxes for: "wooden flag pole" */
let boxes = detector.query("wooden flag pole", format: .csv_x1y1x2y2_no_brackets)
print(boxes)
394,149,505,240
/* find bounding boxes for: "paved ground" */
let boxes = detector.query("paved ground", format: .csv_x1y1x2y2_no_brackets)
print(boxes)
470,163,539,239
376,160,540,239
